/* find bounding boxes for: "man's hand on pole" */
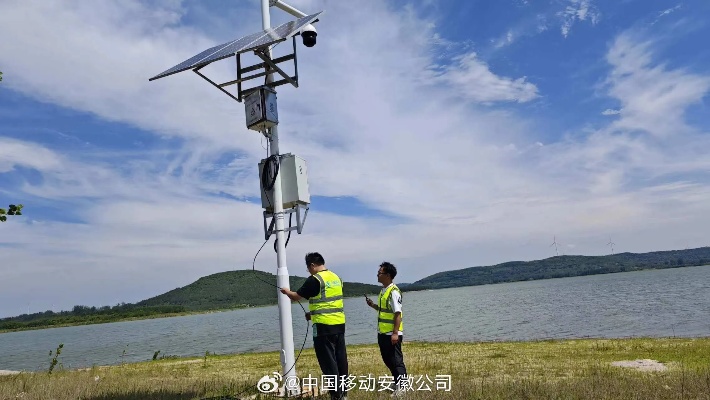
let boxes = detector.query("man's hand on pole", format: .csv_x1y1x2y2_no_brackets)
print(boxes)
280,288,302,301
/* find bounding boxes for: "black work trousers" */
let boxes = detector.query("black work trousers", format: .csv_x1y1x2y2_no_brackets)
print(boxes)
313,333,348,399
378,333,407,386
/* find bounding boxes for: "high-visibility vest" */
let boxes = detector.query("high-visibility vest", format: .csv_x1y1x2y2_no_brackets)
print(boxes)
308,270,346,325
378,284,403,334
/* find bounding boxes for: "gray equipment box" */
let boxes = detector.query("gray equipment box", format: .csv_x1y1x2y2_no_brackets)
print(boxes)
245,86,278,131
259,153,310,211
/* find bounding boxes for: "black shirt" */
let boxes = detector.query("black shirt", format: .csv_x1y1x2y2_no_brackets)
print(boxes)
296,273,346,337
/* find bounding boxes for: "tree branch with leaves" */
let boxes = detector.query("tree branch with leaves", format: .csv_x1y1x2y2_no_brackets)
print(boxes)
0,204,23,222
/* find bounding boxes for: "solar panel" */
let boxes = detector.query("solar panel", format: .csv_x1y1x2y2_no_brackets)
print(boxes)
242,17,313,53
149,11,322,81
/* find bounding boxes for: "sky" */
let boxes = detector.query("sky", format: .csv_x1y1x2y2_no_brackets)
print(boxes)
1,0,709,318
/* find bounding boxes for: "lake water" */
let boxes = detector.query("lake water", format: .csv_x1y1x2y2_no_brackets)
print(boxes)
1,265,709,372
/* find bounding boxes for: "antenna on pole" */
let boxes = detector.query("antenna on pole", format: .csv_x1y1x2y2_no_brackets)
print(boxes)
607,237,615,255
550,236,559,256
149,2,324,396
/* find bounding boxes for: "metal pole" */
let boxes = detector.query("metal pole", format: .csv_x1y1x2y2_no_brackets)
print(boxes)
260,0,299,395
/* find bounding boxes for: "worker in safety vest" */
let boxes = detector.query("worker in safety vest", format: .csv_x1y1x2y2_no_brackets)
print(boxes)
281,252,349,400
365,261,407,396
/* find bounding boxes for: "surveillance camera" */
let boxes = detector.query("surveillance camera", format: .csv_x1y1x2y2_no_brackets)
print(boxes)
301,24,317,47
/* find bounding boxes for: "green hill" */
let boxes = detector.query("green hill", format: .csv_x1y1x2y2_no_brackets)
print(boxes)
137,269,381,310
4,248,709,332
0,270,380,332
405,247,710,291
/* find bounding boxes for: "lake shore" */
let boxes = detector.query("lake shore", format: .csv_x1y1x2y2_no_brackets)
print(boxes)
0,307,258,335
4,264,709,335
0,295,374,334
1,337,709,399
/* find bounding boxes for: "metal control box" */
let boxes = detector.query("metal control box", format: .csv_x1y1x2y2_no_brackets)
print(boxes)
259,153,310,211
245,86,278,132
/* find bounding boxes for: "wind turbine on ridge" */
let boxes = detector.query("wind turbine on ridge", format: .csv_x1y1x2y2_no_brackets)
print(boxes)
607,237,615,255
550,236,559,256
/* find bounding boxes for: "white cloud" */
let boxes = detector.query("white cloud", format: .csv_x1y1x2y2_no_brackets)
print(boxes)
558,0,601,37
493,30,516,48
0,138,64,173
658,4,682,18
605,33,710,137
491,1,591,51
0,1,260,152
527,30,710,206
0,1,709,317
537,16,550,33
440,53,539,103
650,4,685,26
492,0,598,51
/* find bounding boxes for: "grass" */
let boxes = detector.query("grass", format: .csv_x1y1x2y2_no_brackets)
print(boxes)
1,337,710,399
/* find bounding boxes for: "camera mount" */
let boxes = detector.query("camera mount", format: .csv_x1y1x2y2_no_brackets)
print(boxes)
148,12,322,103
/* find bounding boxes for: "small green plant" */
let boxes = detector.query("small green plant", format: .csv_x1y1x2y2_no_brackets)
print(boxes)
152,350,161,361
48,343,64,374
203,350,209,368
0,204,23,222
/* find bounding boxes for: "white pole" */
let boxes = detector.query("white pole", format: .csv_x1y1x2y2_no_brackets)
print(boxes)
260,0,271,29
260,0,299,394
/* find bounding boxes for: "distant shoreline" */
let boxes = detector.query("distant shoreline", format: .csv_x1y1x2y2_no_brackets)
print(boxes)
0,308,250,334
3,261,708,334
0,294,379,334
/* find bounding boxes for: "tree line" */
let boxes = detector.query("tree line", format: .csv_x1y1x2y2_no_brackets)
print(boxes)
0,303,186,331
0,270,381,332
404,247,710,291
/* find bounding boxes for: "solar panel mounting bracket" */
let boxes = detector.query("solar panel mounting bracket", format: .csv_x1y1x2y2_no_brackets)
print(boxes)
235,36,300,101
190,35,299,103
148,11,322,103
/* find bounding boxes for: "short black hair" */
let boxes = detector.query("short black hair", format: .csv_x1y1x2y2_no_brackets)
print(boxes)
305,252,325,267
379,262,397,279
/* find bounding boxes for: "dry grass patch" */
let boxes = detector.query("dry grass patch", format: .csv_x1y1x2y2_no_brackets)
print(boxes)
0,338,709,399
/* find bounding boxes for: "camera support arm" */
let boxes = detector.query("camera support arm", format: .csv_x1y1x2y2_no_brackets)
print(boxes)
270,0,308,19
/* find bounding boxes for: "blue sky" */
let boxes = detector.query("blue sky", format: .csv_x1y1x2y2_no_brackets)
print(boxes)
1,0,709,318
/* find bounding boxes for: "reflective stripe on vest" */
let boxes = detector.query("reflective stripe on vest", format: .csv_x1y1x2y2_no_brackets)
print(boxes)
308,270,346,325
377,284,403,334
